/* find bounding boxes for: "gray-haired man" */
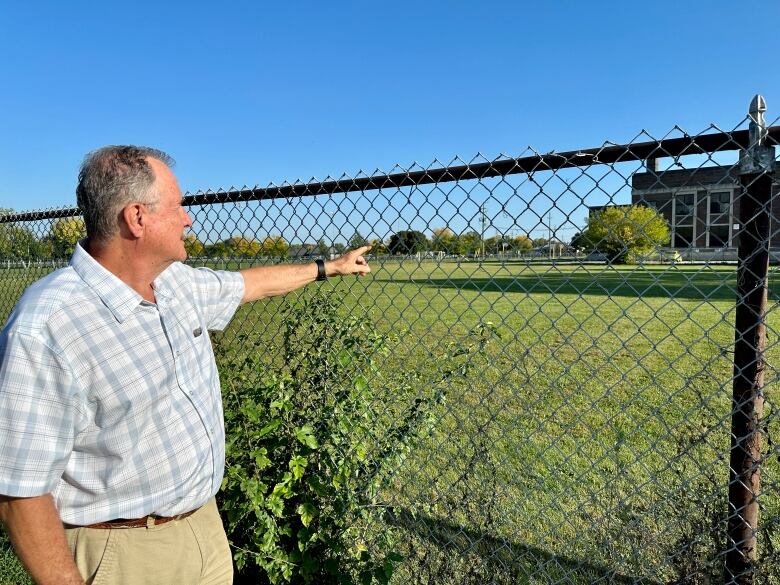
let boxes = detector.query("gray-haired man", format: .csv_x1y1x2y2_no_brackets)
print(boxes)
0,146,371,584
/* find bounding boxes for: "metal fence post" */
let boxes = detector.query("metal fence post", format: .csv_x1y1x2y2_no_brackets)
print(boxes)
727,94,776,584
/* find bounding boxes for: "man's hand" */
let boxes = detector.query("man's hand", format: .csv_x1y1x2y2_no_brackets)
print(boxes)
326,245,372,277
0,494,85,585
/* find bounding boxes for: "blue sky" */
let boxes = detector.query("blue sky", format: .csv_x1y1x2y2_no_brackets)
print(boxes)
1,0,778,242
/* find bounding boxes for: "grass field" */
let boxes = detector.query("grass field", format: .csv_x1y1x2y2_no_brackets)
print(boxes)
1,259,779,584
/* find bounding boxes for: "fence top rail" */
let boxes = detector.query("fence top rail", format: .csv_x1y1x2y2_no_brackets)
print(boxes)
3,125,779,224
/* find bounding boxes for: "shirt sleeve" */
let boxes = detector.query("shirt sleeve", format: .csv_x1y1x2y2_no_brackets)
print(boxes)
187,267,245,331
0,330,79,497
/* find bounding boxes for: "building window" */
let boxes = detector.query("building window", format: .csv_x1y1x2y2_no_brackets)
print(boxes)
675,226,694,247
707,190,732,247
673,192,695,248
675,193,694,219
709,224,730,247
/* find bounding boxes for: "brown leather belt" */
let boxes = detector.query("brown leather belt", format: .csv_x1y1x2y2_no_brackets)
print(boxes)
65,508,198,529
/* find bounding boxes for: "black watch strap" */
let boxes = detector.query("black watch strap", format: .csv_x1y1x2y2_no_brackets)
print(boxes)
315,259,327,281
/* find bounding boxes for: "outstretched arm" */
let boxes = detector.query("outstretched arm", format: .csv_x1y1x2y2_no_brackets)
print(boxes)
0,494,85,585
239,246,371,303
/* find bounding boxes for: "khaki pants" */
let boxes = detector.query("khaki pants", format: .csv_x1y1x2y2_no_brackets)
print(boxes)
64,498,233,585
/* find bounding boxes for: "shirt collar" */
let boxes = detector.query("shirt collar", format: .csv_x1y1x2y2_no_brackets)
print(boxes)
70,242,147,323
151,273,176,303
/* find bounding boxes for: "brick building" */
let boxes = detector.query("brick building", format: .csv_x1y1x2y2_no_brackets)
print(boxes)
630,163,780,250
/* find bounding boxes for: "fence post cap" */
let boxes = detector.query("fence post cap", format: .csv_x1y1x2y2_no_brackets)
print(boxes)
740,94,775,175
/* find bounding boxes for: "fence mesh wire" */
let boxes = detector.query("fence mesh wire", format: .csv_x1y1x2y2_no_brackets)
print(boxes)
1,114,780,584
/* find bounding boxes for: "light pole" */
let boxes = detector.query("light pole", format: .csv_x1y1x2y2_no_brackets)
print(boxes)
480,204,486,259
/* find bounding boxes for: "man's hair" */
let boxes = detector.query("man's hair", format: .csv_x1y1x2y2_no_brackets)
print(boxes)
76,145,175,242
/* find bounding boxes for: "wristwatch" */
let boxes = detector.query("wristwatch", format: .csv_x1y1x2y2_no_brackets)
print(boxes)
315,259,327,281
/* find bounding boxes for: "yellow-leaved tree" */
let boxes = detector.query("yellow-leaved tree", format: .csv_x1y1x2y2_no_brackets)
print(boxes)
50,217,87,258
574,205,670,264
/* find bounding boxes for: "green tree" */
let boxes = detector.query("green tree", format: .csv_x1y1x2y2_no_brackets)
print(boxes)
349,232,367,249
368,238,387,255
333,242,346,255
50,217,87,258
512,235,533,253
388,230,428,255
0,224,40,260
579,205,670,264
484,235,512,254
316,239,330,257
183,234,205,257
459,231,482,255
205,241,228,258
431,227,463,254
569,231,589,251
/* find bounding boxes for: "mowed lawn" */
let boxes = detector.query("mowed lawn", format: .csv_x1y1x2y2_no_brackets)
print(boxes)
2,260,779,583
221,259,780,583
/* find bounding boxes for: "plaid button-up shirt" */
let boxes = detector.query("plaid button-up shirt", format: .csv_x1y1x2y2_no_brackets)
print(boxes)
0,243,244,524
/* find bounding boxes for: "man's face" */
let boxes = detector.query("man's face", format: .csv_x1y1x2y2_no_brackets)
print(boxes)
145,158,193,265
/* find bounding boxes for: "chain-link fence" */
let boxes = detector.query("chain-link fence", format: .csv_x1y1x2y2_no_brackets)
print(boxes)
1,97,779,584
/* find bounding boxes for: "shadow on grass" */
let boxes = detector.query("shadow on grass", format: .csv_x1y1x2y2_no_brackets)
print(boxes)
387,507,663,584
373,271,780,302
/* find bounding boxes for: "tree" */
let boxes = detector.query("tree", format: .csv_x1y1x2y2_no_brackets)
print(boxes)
569,231,589,251
316,239,330,257
0,223,40,260
431,227,462,254
333,242,346,255
484,235,510,255
261,236,289,259
224,236,262,258
49,217,87,258
205,241,228,258
368,238,388,255
349,232,367,249
183,234,205,257
578,205,670,264
512,235,533,253
459,231,482,255
388,230,428,255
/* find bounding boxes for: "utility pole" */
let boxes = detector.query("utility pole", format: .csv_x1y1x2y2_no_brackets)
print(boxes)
548,212,552,260
480,204,486,258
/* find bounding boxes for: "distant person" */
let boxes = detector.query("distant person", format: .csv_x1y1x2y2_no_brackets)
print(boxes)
0,145,371,585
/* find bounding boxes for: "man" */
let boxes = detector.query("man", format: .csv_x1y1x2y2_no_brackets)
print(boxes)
0,146,371,585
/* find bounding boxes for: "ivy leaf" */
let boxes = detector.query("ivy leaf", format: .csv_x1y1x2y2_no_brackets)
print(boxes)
251,448,272,470
337,350,353,368
289,455,308,480
295,424,319,449
307,475,326,497
266,493,284,517
297,502,317,528
270,398,287,412
257,419,282,438
353,375,368,393
272,475,293,498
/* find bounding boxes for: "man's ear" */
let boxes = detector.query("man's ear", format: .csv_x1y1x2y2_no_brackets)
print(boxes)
121,203,147,239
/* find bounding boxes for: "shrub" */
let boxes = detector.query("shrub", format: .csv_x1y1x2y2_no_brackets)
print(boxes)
216,290,496,584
